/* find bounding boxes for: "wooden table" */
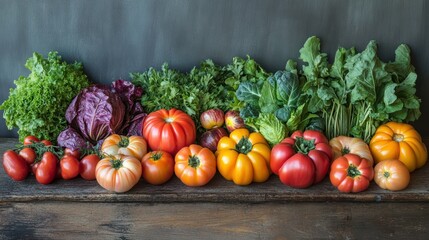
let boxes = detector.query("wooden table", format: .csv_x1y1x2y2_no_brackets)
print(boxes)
1,138,428,239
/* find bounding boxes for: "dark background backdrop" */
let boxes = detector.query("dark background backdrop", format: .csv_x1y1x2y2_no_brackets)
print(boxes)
1,0,428,138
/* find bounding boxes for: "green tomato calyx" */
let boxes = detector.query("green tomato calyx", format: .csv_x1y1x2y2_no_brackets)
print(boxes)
235,137,253,154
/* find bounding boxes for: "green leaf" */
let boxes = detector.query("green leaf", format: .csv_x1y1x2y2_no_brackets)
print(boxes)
256,113,287,146
259,80,277,113
236,82,261,104
275,106,292,123
383,83,398,105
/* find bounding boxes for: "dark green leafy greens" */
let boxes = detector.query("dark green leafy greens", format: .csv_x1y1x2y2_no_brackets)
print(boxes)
236,62,321,145
299,36,421,142
0,52,90,142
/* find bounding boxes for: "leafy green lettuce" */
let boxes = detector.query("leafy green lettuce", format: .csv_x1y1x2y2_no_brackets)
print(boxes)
0,52,90,142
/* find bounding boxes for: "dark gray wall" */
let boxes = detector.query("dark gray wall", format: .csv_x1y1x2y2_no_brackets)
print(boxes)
1,0,428,138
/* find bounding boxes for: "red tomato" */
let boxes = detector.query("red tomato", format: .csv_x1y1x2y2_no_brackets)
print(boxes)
2,150,29,181
143,108,196,156
141,151,174,185
65,148,81,159
175,144,217,187
79,154,100,180
270,130,332,188
41,140,52,146
19,147,37,165
330,153,374,193
31,162,40,175
60,155,80,180
35,152,58,184
23,136,39,145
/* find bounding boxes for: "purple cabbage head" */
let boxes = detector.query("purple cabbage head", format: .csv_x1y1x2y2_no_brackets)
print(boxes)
58,80,146,150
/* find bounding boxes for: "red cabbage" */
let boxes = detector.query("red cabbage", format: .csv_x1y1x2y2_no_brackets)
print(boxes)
58,80,146,149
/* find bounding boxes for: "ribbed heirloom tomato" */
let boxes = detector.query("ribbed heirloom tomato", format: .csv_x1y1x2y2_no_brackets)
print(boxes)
175,144,216,187
101,134,147,159
96,155,142,193
330,153,374,193
270,130,332,189
216,128,271,186
143,108,196,156
329,136,373,166
370,122,427,172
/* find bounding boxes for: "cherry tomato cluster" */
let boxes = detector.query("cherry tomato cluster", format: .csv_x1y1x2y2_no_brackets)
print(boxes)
2,135,101,184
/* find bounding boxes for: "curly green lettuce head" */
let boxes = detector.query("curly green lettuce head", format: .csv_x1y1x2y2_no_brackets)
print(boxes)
0,51,90,142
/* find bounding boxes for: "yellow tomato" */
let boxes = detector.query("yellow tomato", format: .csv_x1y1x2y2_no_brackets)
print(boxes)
369,122,427,172
101,134,147,159
216,128,271,185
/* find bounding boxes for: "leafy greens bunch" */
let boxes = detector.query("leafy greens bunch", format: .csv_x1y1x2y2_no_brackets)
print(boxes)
235,60,322,145
300,36,421,142
131,60,229,132
0,52,90,142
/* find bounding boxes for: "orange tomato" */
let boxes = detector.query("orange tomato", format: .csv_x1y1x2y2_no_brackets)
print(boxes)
174,144,216,187
96,155,142,193
374,159,410,191
141,151,174,185
370,122,427,172
101,134,147,159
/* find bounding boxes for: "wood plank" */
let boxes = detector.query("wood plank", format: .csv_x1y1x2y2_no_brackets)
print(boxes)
0,202,428,239
1,138,429,203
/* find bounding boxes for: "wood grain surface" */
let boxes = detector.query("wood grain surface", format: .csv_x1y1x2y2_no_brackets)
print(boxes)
0,202,428,239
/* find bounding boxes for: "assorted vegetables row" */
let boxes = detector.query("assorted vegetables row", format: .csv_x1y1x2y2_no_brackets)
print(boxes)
0,36,427,194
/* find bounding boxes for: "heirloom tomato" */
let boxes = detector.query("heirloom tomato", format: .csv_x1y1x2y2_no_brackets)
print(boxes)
216,128,271,185
141,151,174,185
330,153,374,193
175,144,216,187
329,136,373,166
143,108,196,156
2,150,29,181
374,159,410,191
369,122,427,172
102,134,147,159
96,155,142,193
270,130,332,188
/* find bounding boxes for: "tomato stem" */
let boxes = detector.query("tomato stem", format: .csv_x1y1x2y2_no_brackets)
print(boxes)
118,136,129,148
393,134,404,142
235,137,253,154
294,137,315,155
111,158,123,169
188,155,200,168
151,152,163,161
347,164,361,178
383,171,390,178
341,147,350,155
